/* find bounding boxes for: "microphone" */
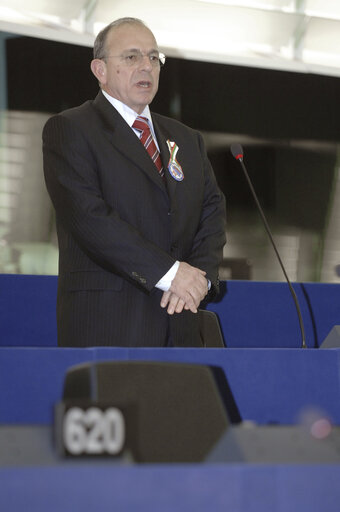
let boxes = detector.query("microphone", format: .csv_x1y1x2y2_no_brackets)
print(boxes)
230,143,307,349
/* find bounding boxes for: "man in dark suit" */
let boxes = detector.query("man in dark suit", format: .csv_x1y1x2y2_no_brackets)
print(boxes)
43,17,226,347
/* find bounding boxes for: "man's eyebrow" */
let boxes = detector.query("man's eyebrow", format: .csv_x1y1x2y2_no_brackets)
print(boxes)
123,47,159,53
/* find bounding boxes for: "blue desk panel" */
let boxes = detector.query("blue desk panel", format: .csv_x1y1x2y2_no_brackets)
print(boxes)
1,348,340,425
1,275,339,348
1,464,340,512
208,281,340,348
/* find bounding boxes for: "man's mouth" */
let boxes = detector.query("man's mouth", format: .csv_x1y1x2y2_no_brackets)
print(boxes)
136,81,152,88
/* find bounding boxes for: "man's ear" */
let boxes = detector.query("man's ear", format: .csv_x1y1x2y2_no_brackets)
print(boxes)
90,59,107,84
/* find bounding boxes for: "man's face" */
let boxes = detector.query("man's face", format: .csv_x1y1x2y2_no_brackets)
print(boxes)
93,24,161,114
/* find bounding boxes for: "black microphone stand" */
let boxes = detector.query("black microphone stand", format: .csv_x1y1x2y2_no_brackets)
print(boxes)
231,144,307,349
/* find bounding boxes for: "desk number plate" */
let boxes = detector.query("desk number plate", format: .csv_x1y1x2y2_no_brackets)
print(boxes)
55,402,129,457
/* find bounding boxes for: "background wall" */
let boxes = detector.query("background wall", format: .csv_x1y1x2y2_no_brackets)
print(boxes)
0,34,339,282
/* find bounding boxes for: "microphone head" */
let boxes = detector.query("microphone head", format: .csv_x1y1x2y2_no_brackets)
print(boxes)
230,144,244,161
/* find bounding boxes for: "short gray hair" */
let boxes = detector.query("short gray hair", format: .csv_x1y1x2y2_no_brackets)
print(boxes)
93,18,149,59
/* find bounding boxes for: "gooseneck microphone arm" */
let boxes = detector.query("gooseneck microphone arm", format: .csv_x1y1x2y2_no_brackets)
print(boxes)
230,143,307,349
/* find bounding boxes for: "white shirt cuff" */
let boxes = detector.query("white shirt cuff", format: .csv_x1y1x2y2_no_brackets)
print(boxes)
155,261,211,292
155,261,180,291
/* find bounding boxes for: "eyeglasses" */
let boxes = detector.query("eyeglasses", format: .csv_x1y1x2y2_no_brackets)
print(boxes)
103,50,166,67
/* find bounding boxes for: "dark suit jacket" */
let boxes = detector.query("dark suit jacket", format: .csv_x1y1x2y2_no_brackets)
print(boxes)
43,91,226,347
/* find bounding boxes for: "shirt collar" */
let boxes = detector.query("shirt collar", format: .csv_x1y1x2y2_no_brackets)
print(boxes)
101,90,153,130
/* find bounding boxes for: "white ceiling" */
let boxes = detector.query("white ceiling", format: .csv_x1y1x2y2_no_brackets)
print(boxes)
1,0,340,76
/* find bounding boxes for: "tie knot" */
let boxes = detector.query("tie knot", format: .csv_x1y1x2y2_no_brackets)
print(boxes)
132,116,150,134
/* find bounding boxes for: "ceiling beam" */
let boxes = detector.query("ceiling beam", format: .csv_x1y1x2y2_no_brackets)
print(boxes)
292,0,309,61
78,0,97,34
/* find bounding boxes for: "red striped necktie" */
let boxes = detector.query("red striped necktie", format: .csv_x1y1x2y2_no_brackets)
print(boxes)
132,116,164,178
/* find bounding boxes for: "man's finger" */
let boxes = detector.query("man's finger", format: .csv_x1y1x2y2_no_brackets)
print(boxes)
160,290,171,308
175,298,185,314
167,293,180,315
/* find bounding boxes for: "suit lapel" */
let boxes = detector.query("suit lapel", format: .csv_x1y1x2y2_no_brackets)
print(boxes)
92,92,167,193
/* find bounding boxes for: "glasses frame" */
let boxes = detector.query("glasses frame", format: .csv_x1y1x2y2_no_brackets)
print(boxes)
102,50,166,67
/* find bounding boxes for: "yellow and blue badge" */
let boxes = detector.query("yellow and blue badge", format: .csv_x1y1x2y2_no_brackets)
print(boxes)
166,140,184,181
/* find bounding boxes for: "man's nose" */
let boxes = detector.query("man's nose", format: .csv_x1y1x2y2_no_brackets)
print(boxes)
139,54,153,70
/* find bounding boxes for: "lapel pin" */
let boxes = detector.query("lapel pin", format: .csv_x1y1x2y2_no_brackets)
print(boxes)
166,140,184,181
